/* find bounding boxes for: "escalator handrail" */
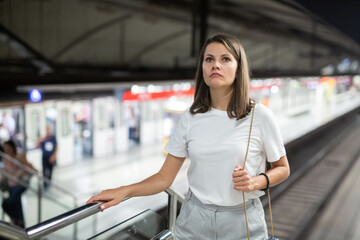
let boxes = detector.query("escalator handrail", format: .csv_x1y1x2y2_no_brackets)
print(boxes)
26,202,103,239
21,187,184,239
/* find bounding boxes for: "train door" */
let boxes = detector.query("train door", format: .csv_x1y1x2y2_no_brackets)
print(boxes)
92,97,115,157
124,101,140,147
56,101,74,166
24,103,46,170
0,107,25,149
44,100,57,137
153,100,164,143
71,100,92,160
139,101,153,145
114,100,129,152
138,100,163,145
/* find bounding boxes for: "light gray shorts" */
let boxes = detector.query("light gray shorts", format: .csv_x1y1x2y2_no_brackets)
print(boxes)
174,191,268,240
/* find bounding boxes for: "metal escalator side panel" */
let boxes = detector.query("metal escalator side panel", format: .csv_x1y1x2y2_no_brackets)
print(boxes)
87,209,166,240
0,220,30,240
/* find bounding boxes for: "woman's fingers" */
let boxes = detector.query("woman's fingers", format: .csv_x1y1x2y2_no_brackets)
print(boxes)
86,187,127,211
233,167,252,192
232,169,250,181
99,199,119,210
233,180,252,192
87,190,117,204
87,190,110,203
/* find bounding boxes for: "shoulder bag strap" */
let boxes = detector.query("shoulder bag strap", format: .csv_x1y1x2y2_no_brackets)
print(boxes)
266,163,275,238
242,104,276,240
242,104,255,240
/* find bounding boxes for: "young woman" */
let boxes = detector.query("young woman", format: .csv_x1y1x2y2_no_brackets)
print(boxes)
87,33,290,239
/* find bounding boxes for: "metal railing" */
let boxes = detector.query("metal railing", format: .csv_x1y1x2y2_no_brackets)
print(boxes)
166,187,184,232
26,202,103,239
0,151,80,237
152,229,173,240
0,220,29,240
0,186,184,239
0,151,78,209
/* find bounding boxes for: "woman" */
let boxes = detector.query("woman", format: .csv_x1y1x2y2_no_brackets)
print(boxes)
1,140,34,228
87,34,290,239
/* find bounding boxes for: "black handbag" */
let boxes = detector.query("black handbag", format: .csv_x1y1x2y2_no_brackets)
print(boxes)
242,104,279,240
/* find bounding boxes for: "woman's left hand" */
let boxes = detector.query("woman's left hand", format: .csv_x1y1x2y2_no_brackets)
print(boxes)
232,165,256,192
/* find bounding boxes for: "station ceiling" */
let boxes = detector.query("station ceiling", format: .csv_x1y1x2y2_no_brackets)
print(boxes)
0,0,360,100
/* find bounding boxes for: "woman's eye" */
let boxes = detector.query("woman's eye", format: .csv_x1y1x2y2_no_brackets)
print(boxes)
223,57,230,62
205,57,213,62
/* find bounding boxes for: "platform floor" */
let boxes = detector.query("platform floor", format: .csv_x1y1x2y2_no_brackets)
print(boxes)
4,93,360,239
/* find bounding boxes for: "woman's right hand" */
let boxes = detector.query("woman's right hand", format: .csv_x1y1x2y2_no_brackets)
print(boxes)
86,186,129,210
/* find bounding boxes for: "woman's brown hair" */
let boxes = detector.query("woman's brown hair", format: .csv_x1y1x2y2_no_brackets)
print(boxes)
4,140,17,154
190,33,254,120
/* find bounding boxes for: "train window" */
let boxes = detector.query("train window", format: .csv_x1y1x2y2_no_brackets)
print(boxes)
109,109,115,128
61,109,69,137
98,106,105,130
117,102,124,127
30,110,41,145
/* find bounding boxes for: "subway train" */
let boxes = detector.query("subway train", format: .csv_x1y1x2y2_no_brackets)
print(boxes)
0,75,358,171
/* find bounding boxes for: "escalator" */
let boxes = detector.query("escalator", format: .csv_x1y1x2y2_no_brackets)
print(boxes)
88,209,170,240
0,187,182,239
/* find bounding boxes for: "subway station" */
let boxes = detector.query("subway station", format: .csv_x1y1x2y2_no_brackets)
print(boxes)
0,0,360,239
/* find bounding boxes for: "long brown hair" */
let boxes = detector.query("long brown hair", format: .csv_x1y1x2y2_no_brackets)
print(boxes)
190,33,254,120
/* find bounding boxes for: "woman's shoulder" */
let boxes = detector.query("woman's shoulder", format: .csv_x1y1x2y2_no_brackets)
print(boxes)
183,108,199,119
254,103,275,119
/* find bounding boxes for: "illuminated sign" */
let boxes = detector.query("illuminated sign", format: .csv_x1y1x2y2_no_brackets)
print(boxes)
29,89,43,102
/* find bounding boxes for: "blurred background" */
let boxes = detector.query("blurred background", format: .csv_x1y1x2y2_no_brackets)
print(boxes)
0,0,359,239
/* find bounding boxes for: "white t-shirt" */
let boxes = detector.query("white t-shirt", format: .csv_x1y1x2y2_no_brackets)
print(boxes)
165,103,286,206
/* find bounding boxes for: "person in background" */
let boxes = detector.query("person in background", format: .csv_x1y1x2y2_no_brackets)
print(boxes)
36,126,57,190
0,140,34,228
87,34,290,239
0,112,16,137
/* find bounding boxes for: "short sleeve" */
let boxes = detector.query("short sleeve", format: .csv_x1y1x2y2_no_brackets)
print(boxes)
258,105,286,162
164,110,189,158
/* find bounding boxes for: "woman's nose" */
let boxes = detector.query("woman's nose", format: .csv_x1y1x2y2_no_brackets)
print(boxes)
212,61,221,70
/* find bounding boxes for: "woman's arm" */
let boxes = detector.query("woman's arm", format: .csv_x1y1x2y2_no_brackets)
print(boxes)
233,155,290,192
50,146,57,164
86,153,186,210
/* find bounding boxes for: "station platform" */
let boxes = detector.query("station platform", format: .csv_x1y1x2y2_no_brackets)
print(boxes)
9,93,360,239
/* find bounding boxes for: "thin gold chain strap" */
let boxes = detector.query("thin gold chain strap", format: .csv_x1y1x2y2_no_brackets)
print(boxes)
242,103,276,239
266,164,275,238
242,104,256,240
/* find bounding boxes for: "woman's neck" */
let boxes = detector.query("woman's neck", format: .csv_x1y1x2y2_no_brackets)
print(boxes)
210,87,232,111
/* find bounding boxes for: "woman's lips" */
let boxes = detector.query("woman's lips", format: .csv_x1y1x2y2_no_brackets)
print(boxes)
211,73,222,77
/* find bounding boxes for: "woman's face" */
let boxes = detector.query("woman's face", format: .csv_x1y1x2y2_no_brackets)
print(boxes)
202,42,238,91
